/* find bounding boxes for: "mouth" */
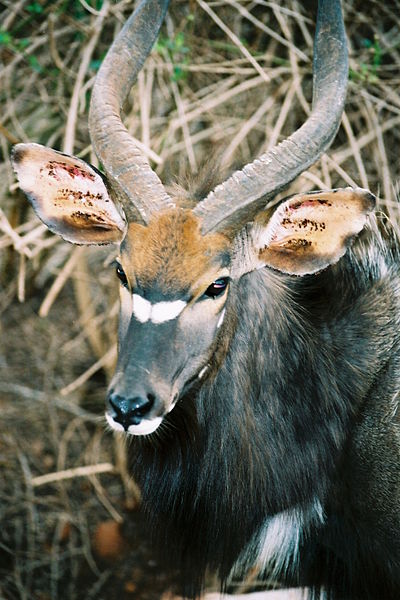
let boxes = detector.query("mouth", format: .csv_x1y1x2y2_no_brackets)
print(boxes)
105,371,206,436
105,411,163,436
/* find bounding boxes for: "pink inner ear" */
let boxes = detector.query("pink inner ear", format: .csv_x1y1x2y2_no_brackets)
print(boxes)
256,188,376,276
290,198,332,210
45,160,97,182
12,142,127,245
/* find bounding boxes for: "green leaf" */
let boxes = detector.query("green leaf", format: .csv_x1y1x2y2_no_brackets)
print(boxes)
0,30,12,45
172,65,184,81
27,2,44,14
28,55,43,73
17,38,30,50
89,58,102,71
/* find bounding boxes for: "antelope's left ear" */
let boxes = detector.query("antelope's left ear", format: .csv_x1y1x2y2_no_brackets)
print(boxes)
12,142,127,245
256,188,376,276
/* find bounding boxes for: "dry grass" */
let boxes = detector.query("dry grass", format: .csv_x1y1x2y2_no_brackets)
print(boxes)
0,0,400,598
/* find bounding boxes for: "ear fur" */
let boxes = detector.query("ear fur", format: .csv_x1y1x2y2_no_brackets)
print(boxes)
254,188,376,276
12,143,127,245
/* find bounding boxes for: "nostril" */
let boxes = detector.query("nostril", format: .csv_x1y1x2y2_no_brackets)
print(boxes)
132,394,154,418
107,392,155,429
108,393,123,416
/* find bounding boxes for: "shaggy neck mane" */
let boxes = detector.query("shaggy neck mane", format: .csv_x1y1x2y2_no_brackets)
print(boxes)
128,220,399,598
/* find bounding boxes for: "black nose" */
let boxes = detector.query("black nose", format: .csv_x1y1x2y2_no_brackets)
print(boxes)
108,392,155,430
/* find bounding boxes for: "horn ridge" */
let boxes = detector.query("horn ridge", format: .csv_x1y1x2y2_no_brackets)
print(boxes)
89,0,174,224
194,0,348,234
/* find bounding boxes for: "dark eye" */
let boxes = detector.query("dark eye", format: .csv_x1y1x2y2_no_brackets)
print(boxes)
115,263,128,288
204,277,229,299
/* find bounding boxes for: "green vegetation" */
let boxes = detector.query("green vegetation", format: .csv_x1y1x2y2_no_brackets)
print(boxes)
350,36,383,83
156,30,191,81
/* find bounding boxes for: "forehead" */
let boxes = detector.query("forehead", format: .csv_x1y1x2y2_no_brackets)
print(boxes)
120,210,230,295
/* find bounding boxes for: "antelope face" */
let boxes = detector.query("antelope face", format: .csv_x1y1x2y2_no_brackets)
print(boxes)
12,144,375,437
12,0,353,436
107,210,231,435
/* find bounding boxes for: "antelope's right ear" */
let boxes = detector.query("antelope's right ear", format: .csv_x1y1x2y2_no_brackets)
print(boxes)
11,143,127,245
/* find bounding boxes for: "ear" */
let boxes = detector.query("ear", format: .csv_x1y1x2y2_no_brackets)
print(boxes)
256,188,376,276
12,143,127,245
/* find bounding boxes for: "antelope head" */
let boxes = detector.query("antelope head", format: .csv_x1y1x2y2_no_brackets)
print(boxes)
12,0,375,435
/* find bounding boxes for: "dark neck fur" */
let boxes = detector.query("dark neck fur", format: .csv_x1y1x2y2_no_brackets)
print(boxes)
129,224,400,597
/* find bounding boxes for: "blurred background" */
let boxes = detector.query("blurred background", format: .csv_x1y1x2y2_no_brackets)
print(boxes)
0,0,399,598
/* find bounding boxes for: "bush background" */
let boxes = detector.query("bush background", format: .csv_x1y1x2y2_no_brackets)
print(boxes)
0,0,399,598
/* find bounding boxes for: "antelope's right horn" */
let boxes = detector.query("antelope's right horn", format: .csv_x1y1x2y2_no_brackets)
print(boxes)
89,0,174,225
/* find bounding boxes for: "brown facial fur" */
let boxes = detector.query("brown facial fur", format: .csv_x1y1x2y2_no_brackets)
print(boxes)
121,209,230,295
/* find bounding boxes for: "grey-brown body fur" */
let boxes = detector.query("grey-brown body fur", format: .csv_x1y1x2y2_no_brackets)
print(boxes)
129,214,400,599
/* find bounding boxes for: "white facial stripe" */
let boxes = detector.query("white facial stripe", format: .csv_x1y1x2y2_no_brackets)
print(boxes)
217,308,226,328
198,365,209,379
105,411,163,436
132,294,187,324
151,300,187,323
132,293,152,323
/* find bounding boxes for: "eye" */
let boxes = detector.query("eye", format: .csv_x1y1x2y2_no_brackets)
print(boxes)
204,277,229,299
115,262,128,288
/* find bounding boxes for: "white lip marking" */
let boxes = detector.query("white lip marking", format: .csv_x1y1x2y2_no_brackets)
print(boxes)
132,294,186,324
217,308,226,328
105,411,125,432
127,417,163,436
105,411,163,436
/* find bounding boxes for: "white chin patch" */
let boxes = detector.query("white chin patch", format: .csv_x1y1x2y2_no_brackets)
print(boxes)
105,412,163,436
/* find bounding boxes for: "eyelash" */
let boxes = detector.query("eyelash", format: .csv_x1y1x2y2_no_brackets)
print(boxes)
115,262,128,288
204,277,229,299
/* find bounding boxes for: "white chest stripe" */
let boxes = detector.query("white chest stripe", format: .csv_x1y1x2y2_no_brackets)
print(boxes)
255,497,324,577
232,497,324,581
132,294,187,324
